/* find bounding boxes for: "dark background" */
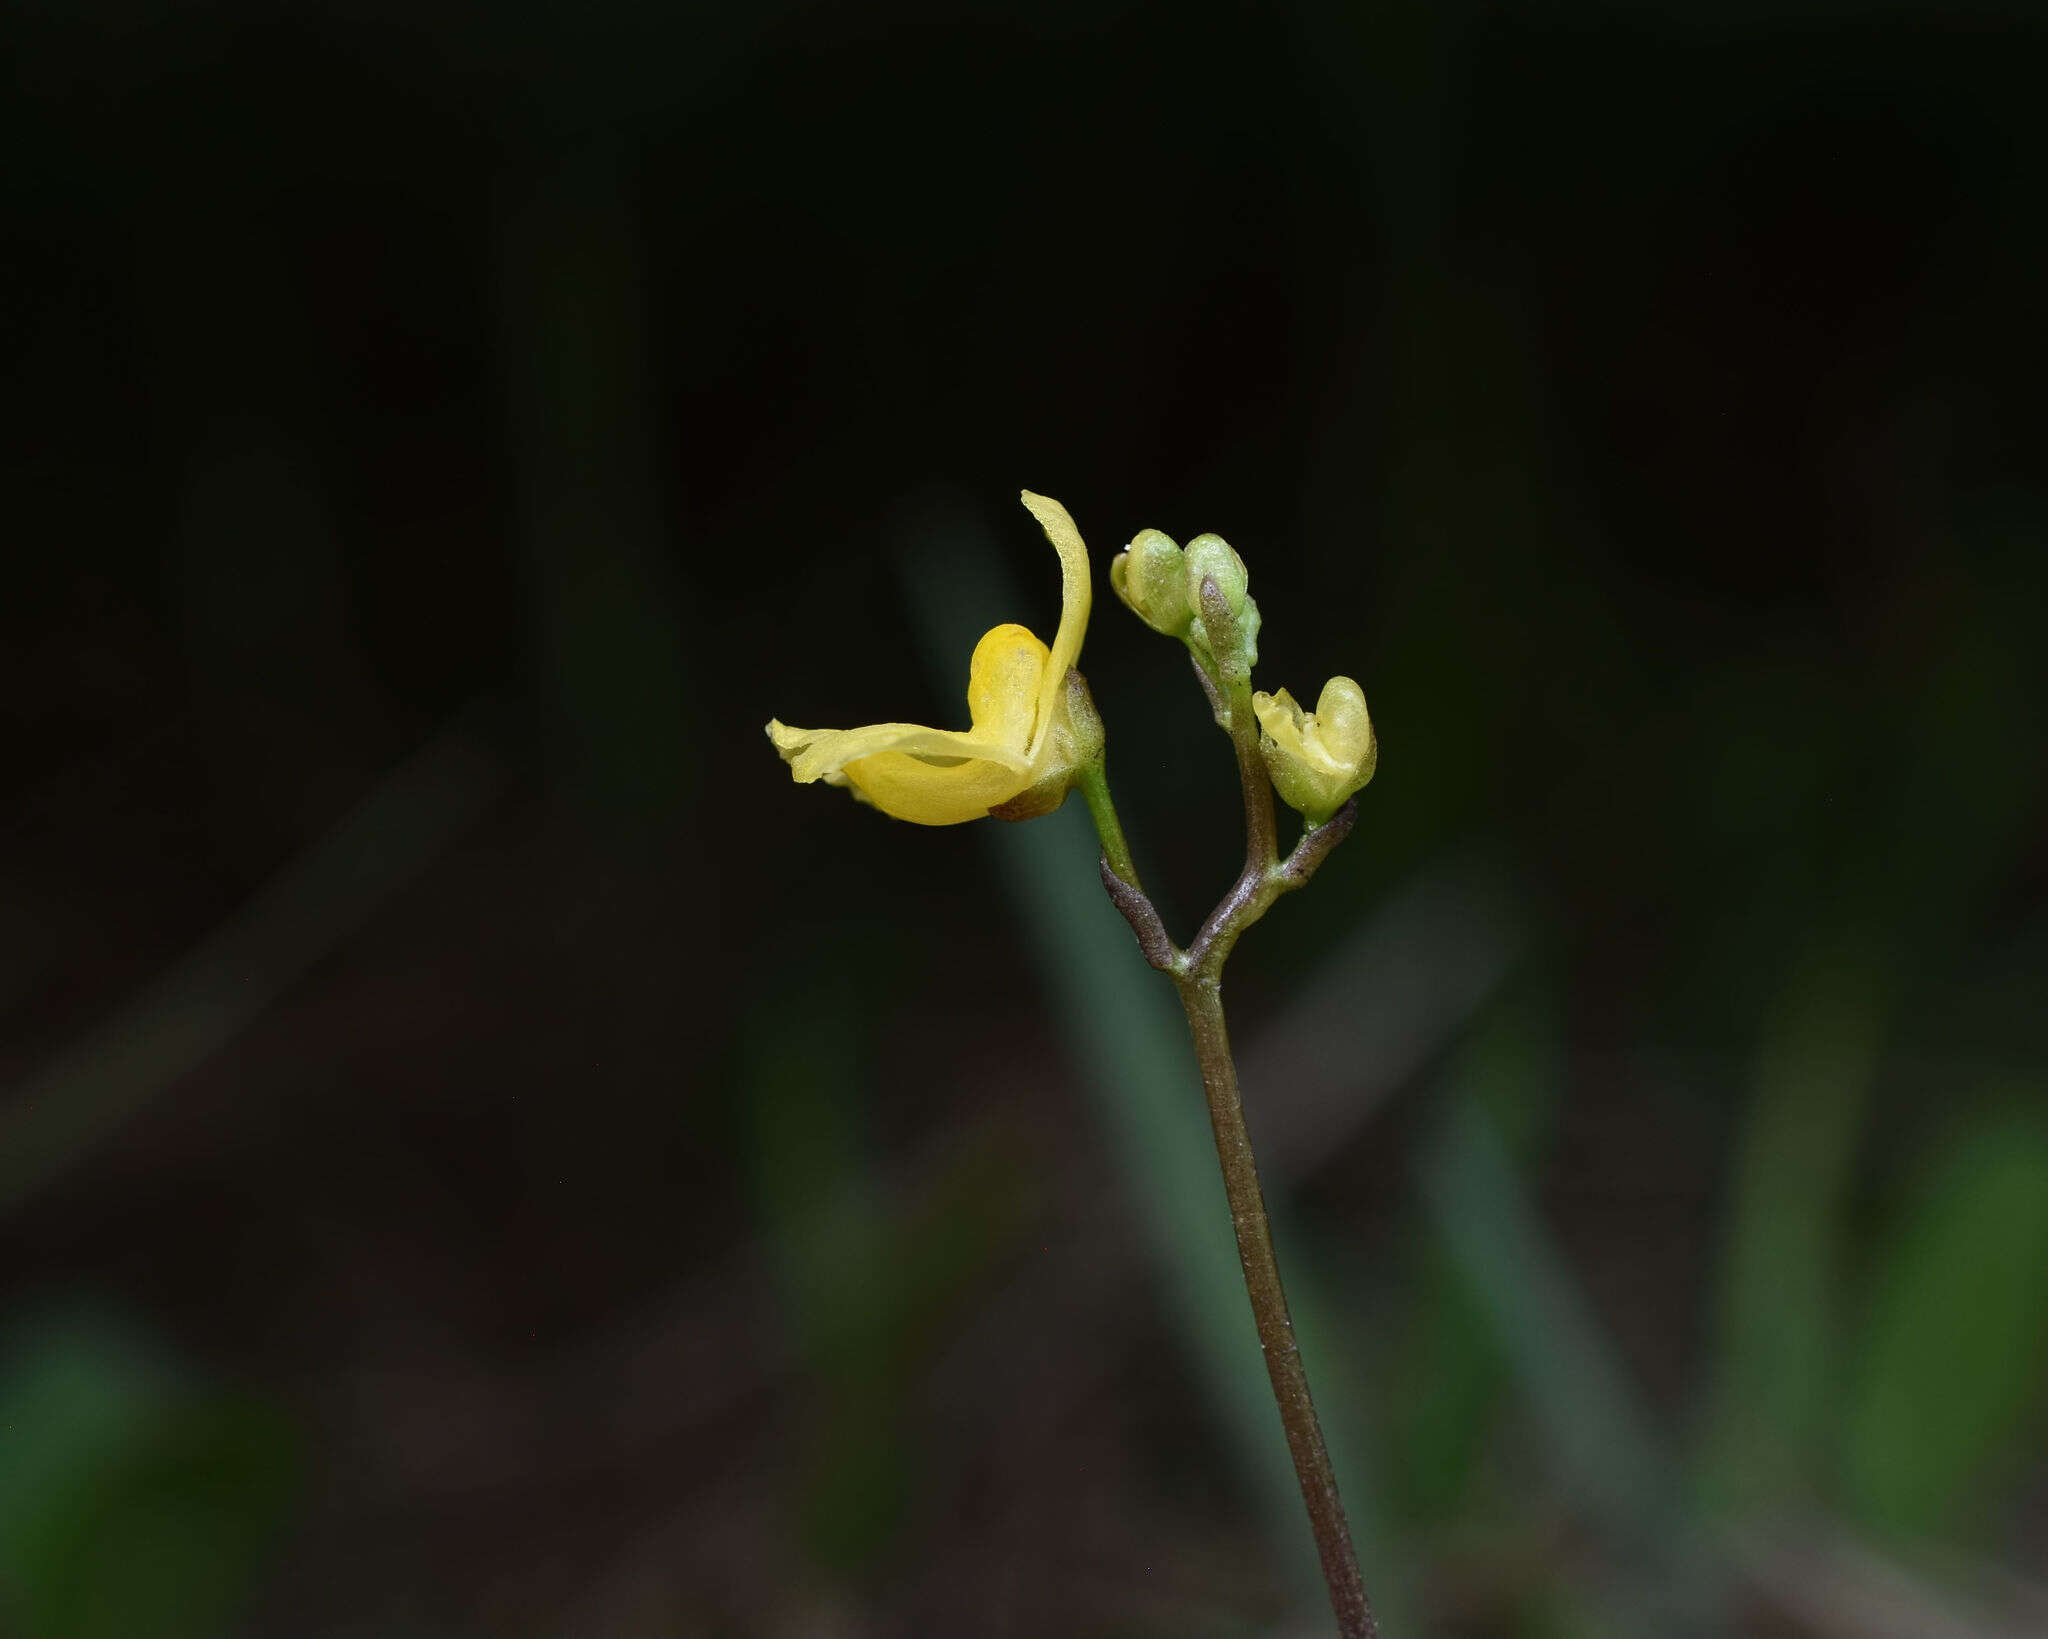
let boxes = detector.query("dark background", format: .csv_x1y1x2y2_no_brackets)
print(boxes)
5,2,2047,1635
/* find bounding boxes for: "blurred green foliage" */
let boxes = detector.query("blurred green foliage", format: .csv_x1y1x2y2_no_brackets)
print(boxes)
1843,1095,2048,1540
0,1310,296,1639
1705,944,1889,1516
743,971,1035,1580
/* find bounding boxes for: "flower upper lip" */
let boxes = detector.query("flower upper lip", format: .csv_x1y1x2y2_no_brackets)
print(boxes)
1018,490,1091,765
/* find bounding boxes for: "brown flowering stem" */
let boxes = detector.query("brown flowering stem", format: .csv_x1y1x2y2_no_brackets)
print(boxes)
1097,855,1178,974
1079,671,1375,1639
1178,976,1375,1639
1281,799,1359,886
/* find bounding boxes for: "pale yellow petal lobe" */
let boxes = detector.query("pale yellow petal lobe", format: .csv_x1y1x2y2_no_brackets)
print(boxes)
767,718,1029,786
1017,491,1092,762
964,623,1049,750
840,750,1034,825
1315,677,1373,765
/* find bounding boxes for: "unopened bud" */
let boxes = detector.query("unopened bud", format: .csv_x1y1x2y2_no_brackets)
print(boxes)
1182,535,1248,611
1184,535,1260,680
1110,529,1193,636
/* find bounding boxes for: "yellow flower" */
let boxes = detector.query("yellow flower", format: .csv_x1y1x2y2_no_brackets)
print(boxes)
765,491,1095,826
1253,676,1377,824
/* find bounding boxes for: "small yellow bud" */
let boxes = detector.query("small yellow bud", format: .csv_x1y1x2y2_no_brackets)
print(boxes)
1109,529,1193,636
1253,676,1377,825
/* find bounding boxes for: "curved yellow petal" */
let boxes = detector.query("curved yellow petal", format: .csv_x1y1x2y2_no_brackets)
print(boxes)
963,622,1048,752
767,717,1028,786
1017,491,1091,766
839,623,1050,823
1252,687,1313,762
766,626,1052,825
1312,676,1374,769
839,748,1034,824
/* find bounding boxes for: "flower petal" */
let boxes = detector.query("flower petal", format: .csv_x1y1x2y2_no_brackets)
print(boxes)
964,623,1049,751
1252,687,1313,757
766,625,1053,826
1314,676,1374,767
767,718,1028,787
1017,491,1092,766
839,747,1035,825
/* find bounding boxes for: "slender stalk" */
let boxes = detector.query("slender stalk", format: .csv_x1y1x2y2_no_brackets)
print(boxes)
1080,715,1374,1636
1180,975,1376,1639
1076,761,1141,892
1222,676,1280,873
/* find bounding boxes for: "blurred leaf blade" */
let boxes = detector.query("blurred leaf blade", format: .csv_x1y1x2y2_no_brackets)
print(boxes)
1702,941,1888,1516
0,715,504,1215
0,1309,297,1639
741,986,908,1575
1419,1097,1671,1539
1842,1092,2048,1540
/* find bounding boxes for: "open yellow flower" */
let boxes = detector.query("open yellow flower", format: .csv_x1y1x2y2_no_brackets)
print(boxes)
765,491,1094,825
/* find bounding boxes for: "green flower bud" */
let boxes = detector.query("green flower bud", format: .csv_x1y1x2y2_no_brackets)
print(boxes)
1182,534,1248,610
1253,676,1377,824
1109,529,1193,636
1184,534,1260,680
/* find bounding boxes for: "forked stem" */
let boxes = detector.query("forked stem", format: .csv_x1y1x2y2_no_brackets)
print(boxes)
1079,674,1373,1636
